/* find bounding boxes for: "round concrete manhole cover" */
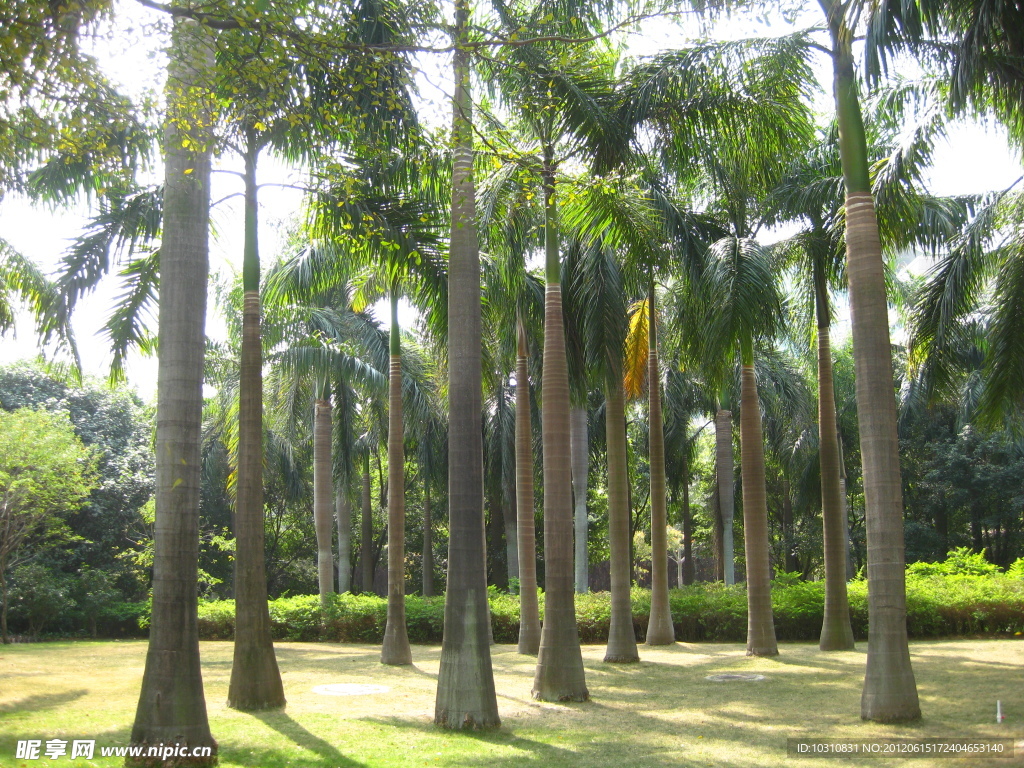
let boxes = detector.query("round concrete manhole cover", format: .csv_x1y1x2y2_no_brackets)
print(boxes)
705,673,766,682
312,683,391,696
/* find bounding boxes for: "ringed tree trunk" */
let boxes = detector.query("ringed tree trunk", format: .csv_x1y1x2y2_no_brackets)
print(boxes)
646,289,674,645
423,476,434,597
129,18,217,762
313,397,335,602
227,133,285,711
516,317,541,655
715,406,735,585
361,453,373,594
712,484,724,581
570,407,589,593
681,469,695,585
816,273,855,650
824,7,920,721
532,151,589,700
434,1,500,727
337,484,352,594
604,369,639,662
739,349,778,657
382,292,412,665
502,483,519,591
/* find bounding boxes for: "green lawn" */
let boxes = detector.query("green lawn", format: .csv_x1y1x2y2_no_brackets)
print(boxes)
1,639,1020,767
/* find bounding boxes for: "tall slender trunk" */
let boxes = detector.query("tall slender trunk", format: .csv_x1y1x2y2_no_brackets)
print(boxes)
823,4,920,721
681,469,695,585
570,407,589,593
129,19,216,761
227,136,284,711
516,318,541,654
782,478,797,573
533,150,588,700
715,408,735,585
314,398,334,602
382,292,412,665
604,372,639,662
646,291,674,645
502,486,519,589
337,485,352,594
361,455,373,594
817,279,855,649
434,2,499,726
712,483,724,582
740,358,778,657
423,478,434,597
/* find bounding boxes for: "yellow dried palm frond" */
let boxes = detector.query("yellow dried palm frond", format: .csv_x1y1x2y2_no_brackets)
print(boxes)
624,298,649,400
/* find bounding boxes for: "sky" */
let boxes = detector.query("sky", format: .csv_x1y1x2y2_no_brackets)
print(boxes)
0,0,1020,402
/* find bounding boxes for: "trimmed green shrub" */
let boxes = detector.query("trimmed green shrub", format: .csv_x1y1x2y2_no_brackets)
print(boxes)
185,557,1024,645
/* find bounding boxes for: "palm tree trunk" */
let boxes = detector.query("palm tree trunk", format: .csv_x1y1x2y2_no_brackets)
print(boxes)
604,371,640,662
313,397,334,603
516,318,541,654
681,468,695,586
434,2,499,726
646,291,674,645
337,484,352,594
361,454,373,594
715,407,735,585
712,484,724,581
227,137,285,711
782,479,798,573
825,6,920,721
502,488,519,589
129,18,217,761
816,282,855,650
570,407,589,593
533,152,589,700
423,478,434,597
382,292,412,664
740,357,778,657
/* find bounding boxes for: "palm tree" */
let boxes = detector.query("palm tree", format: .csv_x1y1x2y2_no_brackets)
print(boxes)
229,127,286,705
812,0,922,721
381,290,412,665
333,379,358,594
128,18,217,760
514,317,542,653
570,408,590,593
689,236,786,657
477,31,621,696
561,237,639,662
771,81,969,649
433,0,500,728
0,242,74,356
627,288,675,645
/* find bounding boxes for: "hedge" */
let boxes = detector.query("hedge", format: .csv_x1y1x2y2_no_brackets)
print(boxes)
191,573,1024,645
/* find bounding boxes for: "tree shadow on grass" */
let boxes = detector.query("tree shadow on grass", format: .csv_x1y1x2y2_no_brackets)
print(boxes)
0,689,89,714
363,715,582,767
362,713,763,768
248,710,366,768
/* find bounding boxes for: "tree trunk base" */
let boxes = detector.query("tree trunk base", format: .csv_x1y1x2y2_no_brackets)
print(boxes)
603,653,640,663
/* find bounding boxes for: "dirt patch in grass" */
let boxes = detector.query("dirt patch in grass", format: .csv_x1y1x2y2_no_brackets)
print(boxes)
0,639,1020,767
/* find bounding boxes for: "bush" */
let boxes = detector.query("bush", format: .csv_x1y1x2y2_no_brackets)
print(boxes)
35,546,1024,644
183,569,1024,645
7,564,76,638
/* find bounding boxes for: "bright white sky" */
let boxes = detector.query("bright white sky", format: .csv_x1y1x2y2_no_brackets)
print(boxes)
0,0,1020,401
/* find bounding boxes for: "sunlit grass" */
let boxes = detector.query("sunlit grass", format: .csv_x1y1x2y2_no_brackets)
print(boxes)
1,639,1021,766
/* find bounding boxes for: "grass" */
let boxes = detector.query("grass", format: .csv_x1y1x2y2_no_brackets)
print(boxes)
0,639,1021,767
